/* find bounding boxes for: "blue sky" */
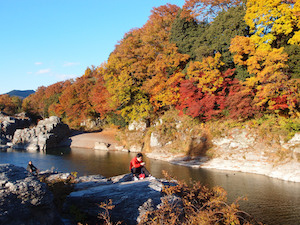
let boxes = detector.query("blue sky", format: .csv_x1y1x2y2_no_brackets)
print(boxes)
0,0,185,94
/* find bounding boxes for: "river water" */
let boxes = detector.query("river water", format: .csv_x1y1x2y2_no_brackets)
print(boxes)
0,147,299,225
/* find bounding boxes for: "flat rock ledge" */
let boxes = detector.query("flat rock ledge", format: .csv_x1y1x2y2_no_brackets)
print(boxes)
0,164,63,225
63,173,169,225
1,165,171,225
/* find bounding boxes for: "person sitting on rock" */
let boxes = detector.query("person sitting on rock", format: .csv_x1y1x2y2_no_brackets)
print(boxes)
130,153,154,181
27,161,39,175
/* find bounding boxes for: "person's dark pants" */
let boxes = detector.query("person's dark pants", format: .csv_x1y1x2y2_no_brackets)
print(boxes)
131,166,150,178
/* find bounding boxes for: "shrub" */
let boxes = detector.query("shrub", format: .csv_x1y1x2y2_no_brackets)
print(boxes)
138,171,259,225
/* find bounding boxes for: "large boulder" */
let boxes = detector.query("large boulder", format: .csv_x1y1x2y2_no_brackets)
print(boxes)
0,164,63,225
12,116,70,152
64,174,168,225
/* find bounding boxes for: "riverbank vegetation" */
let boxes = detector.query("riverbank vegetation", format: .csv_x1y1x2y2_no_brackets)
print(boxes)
1,0,299,142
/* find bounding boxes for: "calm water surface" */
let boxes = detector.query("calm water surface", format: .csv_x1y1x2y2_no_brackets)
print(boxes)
1,147,299,225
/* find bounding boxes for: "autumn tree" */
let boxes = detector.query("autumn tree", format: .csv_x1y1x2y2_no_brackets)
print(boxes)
0,94,22,115
104,4,190,123
176,53,242,120
89,64,114,119
22,86,46,118
53,67,98,127
245,0,299,48
176,69,242,121
22,81,72,119
224,83,261,119
230,36,299,116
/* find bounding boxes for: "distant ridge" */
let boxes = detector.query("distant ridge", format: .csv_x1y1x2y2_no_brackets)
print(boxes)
5,90,35,99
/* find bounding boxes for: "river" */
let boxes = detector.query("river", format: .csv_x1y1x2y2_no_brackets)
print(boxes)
0,147,299,225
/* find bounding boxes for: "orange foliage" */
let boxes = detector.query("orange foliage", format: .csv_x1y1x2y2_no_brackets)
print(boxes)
53,67,97,127
0,94,21,115
187,53,225,93
22,86,47,118
23,81,72,118
230,36,299,115
104,4,189,121
19,2,299,128
90,66,114,118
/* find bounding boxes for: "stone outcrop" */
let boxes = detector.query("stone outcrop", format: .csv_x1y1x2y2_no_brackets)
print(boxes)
63,174,167,225
128,120,147,132
12,116,70,152
0,164,63,225
0,111,31,140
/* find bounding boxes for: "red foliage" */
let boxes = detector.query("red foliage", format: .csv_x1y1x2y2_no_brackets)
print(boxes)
52,68,98,127
224,84,261,119
176,69,236,120
269,95,289,110
176,79,225,120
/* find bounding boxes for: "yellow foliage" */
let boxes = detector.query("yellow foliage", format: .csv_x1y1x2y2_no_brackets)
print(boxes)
187,53,225,93
120,92,153,122
230,33,296,113
245,0,298,47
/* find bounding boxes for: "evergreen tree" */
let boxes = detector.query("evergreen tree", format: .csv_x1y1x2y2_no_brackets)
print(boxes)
284,44,300,79
170,6,249,73
170,9,208,60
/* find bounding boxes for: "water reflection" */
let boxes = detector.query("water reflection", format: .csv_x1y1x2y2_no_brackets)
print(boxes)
0,148,299,225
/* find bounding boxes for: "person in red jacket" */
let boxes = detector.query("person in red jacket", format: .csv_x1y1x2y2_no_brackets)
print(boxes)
130,153,153,180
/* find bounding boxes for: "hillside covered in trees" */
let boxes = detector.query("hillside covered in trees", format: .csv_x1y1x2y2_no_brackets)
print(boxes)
1,0,299,134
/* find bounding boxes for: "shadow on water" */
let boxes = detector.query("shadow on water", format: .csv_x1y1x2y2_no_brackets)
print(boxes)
0,147,300,225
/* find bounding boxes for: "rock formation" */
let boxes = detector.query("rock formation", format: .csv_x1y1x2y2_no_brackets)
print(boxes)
12,116,70,152
0,164,63,225
0,111,31,140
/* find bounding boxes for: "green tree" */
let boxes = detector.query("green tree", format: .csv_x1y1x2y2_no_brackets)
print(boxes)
170,6,249,71
284,44,300,79
200,6,249,68
170,9,208,60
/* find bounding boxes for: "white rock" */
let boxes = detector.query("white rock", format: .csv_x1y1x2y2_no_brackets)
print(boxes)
128,120,147,131
94,142,110,151
150,132,162,147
